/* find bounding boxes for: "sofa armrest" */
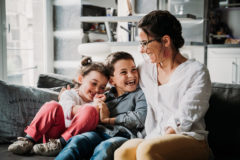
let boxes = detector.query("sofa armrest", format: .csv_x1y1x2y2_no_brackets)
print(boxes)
205,82,240,159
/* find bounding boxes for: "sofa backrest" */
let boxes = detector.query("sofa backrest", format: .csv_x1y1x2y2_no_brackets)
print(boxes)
205,82,240,159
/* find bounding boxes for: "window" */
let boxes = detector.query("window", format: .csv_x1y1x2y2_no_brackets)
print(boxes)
0,0,53,86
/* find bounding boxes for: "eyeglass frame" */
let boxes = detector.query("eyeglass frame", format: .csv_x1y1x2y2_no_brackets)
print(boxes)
139,38,162,49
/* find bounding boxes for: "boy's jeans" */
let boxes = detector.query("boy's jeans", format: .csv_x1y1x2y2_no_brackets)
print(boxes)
56,131,128,160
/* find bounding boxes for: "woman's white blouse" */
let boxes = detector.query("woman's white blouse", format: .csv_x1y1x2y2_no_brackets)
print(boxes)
138,59,211,140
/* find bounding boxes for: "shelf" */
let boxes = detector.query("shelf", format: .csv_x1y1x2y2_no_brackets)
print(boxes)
79,41,206,47
207,44,240,48
80,41,139,46
80,16,142,22
175,14,197,19
79,14,197,23
219,3,240,8
82,0,117,9
80,14,198,42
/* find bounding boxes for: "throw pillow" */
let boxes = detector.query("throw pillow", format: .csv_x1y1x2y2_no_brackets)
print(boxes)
0,80,58,143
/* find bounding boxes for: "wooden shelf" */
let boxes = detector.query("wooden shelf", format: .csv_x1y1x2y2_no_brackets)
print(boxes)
79,14,196,23
79,14,197,42
80,16,142,22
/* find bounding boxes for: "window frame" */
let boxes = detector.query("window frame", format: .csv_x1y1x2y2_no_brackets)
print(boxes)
0,0,7,81
0,0,54,84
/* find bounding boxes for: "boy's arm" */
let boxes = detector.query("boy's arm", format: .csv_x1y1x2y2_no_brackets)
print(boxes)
114,90,147,129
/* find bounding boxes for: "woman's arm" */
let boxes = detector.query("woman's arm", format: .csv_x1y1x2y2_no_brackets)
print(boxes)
165,69,212,134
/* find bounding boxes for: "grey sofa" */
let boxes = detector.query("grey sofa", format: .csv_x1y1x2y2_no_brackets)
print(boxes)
0,73,239,160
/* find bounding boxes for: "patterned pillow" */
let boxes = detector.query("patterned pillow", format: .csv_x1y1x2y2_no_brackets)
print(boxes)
0,80,58,143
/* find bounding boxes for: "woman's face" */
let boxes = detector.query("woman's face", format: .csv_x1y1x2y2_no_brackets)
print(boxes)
139,30,164,64
78,71,108,102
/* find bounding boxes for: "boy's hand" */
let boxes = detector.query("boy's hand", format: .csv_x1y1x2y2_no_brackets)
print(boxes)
99,102,110,122
58,85,71,100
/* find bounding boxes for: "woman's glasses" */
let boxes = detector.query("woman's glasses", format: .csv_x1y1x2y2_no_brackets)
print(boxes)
139,38,162,50
139,38,162,63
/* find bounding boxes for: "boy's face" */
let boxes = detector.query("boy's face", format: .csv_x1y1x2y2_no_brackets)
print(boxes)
110,59,139,96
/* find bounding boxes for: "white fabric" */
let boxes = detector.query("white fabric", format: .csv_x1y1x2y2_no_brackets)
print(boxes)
138,59,211,140
59,89,87,127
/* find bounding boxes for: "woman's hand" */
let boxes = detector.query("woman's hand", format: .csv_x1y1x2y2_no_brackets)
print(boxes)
58,85,71,100
165,127,176,135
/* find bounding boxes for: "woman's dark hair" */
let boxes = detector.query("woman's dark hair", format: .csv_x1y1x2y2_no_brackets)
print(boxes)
105,51,135,76
138,10,184,52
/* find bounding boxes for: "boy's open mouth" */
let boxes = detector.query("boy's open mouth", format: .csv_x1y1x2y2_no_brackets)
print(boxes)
126,79,136,86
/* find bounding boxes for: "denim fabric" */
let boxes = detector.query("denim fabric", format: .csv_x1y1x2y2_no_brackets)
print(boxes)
56,131,109,160
56,131,127,160
91,136,128,160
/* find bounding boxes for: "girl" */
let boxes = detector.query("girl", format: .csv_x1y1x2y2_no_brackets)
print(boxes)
8,57,109,156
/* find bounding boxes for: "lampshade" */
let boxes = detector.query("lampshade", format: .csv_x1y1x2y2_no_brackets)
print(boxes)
77,43,111,62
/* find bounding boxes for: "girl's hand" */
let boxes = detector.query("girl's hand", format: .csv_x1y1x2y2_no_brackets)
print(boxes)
165,127,176,135
58,85,71,100
93,94,106,107
94,94,106,102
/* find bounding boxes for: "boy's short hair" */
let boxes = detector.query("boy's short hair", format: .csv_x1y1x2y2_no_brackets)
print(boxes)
105,51,135,76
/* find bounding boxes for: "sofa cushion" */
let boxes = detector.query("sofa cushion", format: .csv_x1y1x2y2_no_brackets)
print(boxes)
0,80,58,143
205,82,240,159
37,73,74,92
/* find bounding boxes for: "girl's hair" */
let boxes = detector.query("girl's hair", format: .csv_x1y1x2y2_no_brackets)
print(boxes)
74,56,109,87
138,10,184,52
105,51,135,76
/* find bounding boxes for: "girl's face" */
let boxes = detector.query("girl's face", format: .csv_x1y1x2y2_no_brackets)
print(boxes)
110,59,139,97
139,29,164,64
78,71,108,102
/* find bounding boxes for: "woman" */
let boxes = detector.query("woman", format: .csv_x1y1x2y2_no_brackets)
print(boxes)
114,10,211,160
